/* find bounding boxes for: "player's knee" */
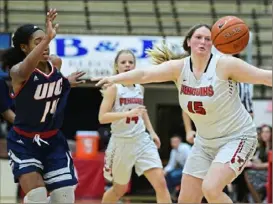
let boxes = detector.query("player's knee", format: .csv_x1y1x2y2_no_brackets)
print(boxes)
50,186,75,203
112,184,128,198
202,180,219,199
23,187,47,203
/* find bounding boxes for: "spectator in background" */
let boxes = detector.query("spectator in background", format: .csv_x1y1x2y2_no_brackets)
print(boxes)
244,124,272,202
164,134,191,196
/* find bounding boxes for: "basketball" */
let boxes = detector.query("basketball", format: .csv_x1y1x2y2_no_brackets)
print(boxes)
211,16,249,54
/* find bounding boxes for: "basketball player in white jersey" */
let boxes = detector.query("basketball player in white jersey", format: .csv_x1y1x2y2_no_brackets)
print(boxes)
94,24,272,203
99,49,172,203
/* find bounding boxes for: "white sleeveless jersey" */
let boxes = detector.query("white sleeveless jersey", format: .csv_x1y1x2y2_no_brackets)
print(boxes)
177,54,256,140
111,84,146,138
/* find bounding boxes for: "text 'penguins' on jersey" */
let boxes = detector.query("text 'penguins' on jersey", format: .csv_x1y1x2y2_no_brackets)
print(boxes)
177,54,256,139
111,84,146,138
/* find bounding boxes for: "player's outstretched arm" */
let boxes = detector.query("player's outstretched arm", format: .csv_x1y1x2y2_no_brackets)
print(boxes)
94,59,183,88
218,56,272,87
10,9,59,83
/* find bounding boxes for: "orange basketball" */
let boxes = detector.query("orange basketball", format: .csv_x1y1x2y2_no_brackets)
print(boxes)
211,16,249,54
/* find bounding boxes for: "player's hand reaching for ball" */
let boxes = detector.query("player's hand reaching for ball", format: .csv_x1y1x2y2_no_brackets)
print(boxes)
127,106,147,118
45,9,59,40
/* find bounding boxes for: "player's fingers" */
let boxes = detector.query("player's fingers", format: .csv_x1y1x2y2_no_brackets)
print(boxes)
102,83,111,89
48,8,55,19
75,71,86,78
76,80,86,84
50,8,57,17
91,77,103,82
48,8,53,14
46,9,52,23
51,12,58,22
96,79,107,87
137,109,147,115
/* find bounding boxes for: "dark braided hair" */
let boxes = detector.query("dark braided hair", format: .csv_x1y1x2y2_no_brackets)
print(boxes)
1,24,42,70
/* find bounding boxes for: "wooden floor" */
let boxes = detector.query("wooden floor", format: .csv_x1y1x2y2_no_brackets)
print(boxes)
1,196,157,204
75,196,156,203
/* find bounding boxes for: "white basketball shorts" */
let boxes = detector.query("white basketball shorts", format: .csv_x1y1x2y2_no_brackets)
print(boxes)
103,132,163,185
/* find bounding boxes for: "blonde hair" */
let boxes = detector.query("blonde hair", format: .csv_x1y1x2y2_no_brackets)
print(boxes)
113,49,136,74
146,42,188,65
101,49,136,96
146,24,211,65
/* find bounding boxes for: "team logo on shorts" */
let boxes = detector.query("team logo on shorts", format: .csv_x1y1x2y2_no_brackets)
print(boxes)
236,155,244,165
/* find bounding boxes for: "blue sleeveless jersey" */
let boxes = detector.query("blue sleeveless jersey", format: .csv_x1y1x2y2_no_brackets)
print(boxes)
12,63,70,132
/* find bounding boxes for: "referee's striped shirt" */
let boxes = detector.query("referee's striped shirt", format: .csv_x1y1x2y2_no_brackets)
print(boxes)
237,82,253,114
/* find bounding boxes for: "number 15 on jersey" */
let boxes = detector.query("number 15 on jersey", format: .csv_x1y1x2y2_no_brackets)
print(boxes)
187,101,207,115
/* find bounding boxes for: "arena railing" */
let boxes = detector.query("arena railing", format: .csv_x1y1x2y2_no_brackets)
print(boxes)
123,0,132,34
153,0,164,37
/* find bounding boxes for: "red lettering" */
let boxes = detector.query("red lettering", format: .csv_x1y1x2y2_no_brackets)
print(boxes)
180,85,214,97
119,98,143,105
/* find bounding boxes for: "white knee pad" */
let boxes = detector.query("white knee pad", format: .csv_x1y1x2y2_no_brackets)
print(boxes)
23,187,47,203
49,186,75,203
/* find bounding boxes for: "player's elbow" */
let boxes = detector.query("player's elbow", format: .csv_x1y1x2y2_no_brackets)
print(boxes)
258,70,272,87
98,116,105,124
264,72,272,87
98,115,108,124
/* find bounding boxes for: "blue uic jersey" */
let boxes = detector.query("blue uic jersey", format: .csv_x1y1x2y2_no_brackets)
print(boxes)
12,61,70,132
7,61,78,191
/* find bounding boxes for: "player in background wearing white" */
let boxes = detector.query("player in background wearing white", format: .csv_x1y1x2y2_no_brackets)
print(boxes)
99,49,172,203
94,24,272,203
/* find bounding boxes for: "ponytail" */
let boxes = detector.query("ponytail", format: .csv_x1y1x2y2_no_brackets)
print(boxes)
1,47,26,71
145,41,189,65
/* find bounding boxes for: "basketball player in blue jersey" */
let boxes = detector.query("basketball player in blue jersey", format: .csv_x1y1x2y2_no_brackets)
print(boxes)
94,24,272,203
1,9,84,203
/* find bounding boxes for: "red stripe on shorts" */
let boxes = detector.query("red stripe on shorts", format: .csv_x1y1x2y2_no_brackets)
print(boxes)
230,139,244,164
